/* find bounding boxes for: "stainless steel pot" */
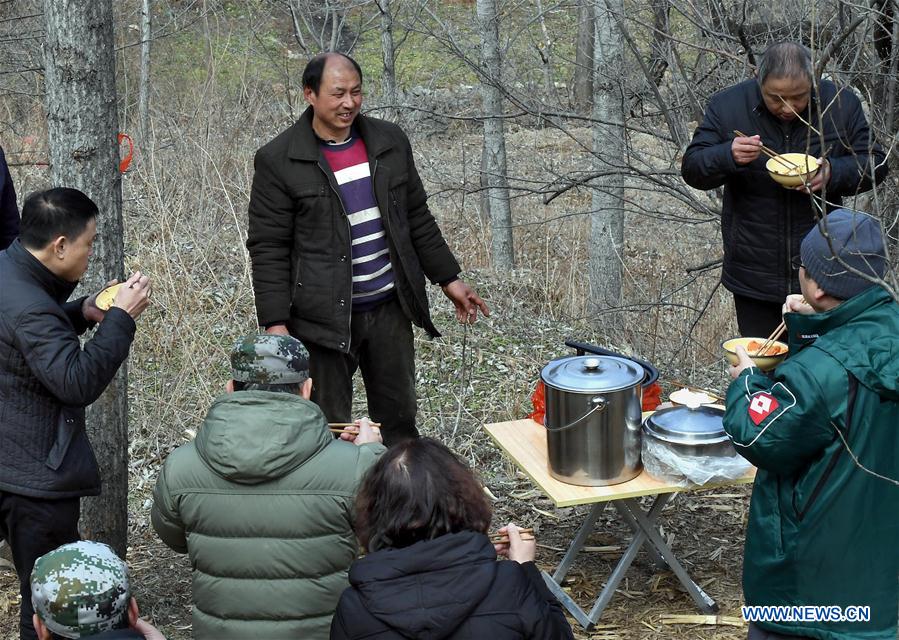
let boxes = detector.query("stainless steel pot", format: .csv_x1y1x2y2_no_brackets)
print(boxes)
541,355,644,486
642,405,735,457
641,405,749,485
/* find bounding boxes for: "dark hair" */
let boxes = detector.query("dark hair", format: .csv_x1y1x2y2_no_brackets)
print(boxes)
758,41,813,85
354,438,493,552
302,52,363,94
232,380,303,394
19,188,98,249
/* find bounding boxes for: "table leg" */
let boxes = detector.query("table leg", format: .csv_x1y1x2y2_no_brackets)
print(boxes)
551,502,607,582
541,571,595,629
622,497,719,613
614,494,672,570
584,515,649,623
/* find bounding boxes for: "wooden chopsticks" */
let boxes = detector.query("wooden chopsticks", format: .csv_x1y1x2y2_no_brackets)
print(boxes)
664,379,722,402
328,422,381,435
489,528,535,543
753,296,808,356
754,322,787,356
733,129,799,170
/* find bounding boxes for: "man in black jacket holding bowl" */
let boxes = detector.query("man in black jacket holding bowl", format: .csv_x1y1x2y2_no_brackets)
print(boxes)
682,41,887,338
0,188,151,639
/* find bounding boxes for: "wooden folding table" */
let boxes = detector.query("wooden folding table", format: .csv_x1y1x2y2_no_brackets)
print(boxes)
484,418,755,630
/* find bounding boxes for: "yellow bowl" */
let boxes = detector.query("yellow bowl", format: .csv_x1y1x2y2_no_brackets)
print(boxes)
94,283,123,311
766,153,819,187
722,337,788,372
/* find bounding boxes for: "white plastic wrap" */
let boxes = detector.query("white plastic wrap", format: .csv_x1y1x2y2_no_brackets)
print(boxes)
641,437,752,487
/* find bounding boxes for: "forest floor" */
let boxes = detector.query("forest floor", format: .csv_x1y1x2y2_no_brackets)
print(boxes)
0,119,752,639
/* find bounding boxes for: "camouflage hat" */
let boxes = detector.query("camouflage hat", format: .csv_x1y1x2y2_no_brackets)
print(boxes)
30,541,130,639
230,334,310,384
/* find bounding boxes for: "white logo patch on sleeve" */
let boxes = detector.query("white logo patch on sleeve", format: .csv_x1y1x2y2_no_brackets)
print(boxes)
748,392,779,425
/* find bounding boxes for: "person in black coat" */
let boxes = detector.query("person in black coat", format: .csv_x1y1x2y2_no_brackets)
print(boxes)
329,438,574,640
0,188,152,640
681,41,888,338
0,145,20,249
247,53,488,446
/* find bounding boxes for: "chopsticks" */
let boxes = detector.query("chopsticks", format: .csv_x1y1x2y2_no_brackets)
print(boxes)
489,528,535,543
753,296,808,356
733,130,799,171
328,422,381,435
754,322,787,356
664,379,722,402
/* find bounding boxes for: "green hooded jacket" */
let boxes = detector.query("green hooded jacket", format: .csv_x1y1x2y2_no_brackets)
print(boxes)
151,391,385,639
724,286,899,640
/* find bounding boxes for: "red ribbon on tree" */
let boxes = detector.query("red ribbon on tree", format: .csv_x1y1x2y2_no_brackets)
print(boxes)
118,133,133,173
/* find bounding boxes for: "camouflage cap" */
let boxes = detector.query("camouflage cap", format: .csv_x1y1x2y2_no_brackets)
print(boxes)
30,541,130,639
230,334,310,384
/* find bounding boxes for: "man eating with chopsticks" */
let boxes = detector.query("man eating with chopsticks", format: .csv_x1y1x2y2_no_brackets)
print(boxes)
150,334,384,639
682,41,888,338
723,209,899,640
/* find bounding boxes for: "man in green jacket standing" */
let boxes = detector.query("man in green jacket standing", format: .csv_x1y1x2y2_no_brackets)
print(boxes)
151,334,385,639
724,209,899,640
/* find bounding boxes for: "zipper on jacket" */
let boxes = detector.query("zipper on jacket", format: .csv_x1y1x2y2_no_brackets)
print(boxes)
795,372,858,521
318,159,354,353
783,128,793,296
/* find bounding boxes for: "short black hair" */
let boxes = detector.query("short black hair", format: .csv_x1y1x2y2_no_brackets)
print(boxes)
19,188,98,249
232,380,303,395
354,438,493,552
758,41,814,86
302,52,363,94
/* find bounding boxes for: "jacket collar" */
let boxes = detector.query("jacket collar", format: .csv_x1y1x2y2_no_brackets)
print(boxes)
785,286,892,348
6,239,78,303
287,106,394,161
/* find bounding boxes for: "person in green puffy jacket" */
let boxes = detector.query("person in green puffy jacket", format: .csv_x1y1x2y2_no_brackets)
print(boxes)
724,209,899,640
151,334,385,639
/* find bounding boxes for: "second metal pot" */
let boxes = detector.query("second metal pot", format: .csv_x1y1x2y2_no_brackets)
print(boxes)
541,355,644,486
642,405,735,457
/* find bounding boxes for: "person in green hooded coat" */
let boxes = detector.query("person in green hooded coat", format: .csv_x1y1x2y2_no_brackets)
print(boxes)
151,334,384,639
723,208,899,640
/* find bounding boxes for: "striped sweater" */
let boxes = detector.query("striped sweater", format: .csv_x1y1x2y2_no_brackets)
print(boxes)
321,134,396,311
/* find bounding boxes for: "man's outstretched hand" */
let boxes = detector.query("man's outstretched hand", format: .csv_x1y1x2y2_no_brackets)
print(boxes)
442,279,490,324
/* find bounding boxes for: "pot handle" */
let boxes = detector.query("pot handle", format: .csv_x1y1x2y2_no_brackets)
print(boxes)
544,396,607,431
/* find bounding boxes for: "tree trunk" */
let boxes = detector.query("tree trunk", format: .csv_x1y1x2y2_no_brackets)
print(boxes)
476,0,514,272
535,0,555,99
573,0,594,111
139,0,152,144
648,0,670,86
43,0,128,558
378,0,398,122
589,0,625,314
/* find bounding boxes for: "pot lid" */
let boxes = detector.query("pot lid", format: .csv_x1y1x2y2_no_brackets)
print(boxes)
541,355,644,393
643,405,730,445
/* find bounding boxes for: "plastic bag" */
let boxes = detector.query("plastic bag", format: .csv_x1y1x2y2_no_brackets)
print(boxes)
528,380,545,424
642,382,662,411
641,437,752,487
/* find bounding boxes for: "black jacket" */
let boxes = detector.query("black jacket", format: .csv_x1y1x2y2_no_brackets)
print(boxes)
247,108,461,353
682,79,887,301
329,531,574,640
0,240,135,498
